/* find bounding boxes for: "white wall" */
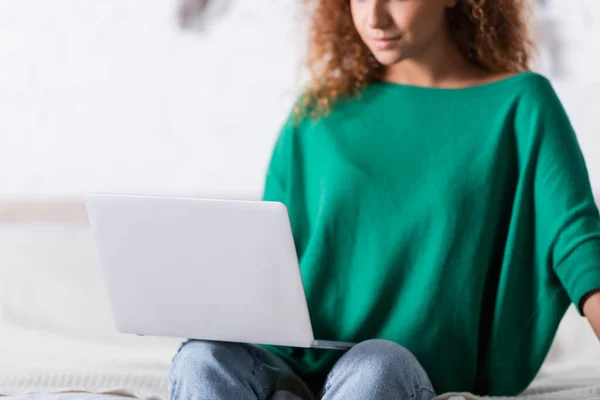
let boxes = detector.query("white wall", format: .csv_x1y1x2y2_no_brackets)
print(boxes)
0,0,301,200
0,0,599,199
537,0,600,192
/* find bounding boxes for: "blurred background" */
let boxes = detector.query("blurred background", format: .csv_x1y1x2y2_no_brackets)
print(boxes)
0,0,300,202
0,0,598,203
0,1,599,399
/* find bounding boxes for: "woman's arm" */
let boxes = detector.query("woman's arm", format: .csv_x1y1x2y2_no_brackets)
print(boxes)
514,77,600,317
583,290,600,340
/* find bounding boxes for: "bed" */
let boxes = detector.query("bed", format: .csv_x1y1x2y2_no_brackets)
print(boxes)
0,202,599,400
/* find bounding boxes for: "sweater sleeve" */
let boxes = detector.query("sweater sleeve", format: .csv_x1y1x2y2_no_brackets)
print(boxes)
262,109,296,204
521,77,600,314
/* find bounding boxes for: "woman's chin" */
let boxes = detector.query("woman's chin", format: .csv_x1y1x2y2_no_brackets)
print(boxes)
371,50,405,67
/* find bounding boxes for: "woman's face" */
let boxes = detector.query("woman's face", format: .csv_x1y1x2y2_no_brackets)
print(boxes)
350,0,454,66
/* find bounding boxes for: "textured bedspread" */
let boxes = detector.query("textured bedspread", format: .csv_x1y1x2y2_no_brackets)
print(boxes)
0,395,132,400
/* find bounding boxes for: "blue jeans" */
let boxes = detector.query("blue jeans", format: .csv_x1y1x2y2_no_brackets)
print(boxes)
169,339,437,400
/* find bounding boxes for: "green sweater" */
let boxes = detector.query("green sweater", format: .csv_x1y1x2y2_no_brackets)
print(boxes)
262,72,600,396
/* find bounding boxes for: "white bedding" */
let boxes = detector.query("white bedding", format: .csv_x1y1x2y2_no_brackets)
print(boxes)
1,222,599,400
0,223,181,400
0,395,131,400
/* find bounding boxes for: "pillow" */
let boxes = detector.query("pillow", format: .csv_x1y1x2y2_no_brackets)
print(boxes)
0,222,178,348
0,222,181,399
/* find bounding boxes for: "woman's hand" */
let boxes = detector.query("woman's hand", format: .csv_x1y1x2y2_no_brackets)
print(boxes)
583,290,600,340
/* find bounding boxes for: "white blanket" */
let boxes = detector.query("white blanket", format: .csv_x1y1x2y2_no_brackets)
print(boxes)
0,224,182,399
1,223,599,400
1,395,133,400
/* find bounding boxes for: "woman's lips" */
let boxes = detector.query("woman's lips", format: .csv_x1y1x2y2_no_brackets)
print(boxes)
373,36,402,50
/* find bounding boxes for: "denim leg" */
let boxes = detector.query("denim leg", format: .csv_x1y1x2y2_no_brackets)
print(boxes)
169,340,298,400
320,339,436,400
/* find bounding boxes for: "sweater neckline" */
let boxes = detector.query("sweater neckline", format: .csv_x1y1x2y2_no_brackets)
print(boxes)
371,71,538,94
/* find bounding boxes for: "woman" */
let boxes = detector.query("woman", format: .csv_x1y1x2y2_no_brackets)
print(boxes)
170,0,600,399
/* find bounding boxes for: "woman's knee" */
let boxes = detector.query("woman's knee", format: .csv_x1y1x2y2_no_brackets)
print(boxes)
170,340,252,380
347,339,422,369
170,341,265,400
329,339,434,392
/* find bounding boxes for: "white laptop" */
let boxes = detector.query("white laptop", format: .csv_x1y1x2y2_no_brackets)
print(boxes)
86,193,353,350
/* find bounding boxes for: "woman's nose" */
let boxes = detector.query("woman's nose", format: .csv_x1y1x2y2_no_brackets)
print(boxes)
367,0,391,30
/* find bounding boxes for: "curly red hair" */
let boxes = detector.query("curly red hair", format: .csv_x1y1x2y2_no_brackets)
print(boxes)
299,0,534,118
